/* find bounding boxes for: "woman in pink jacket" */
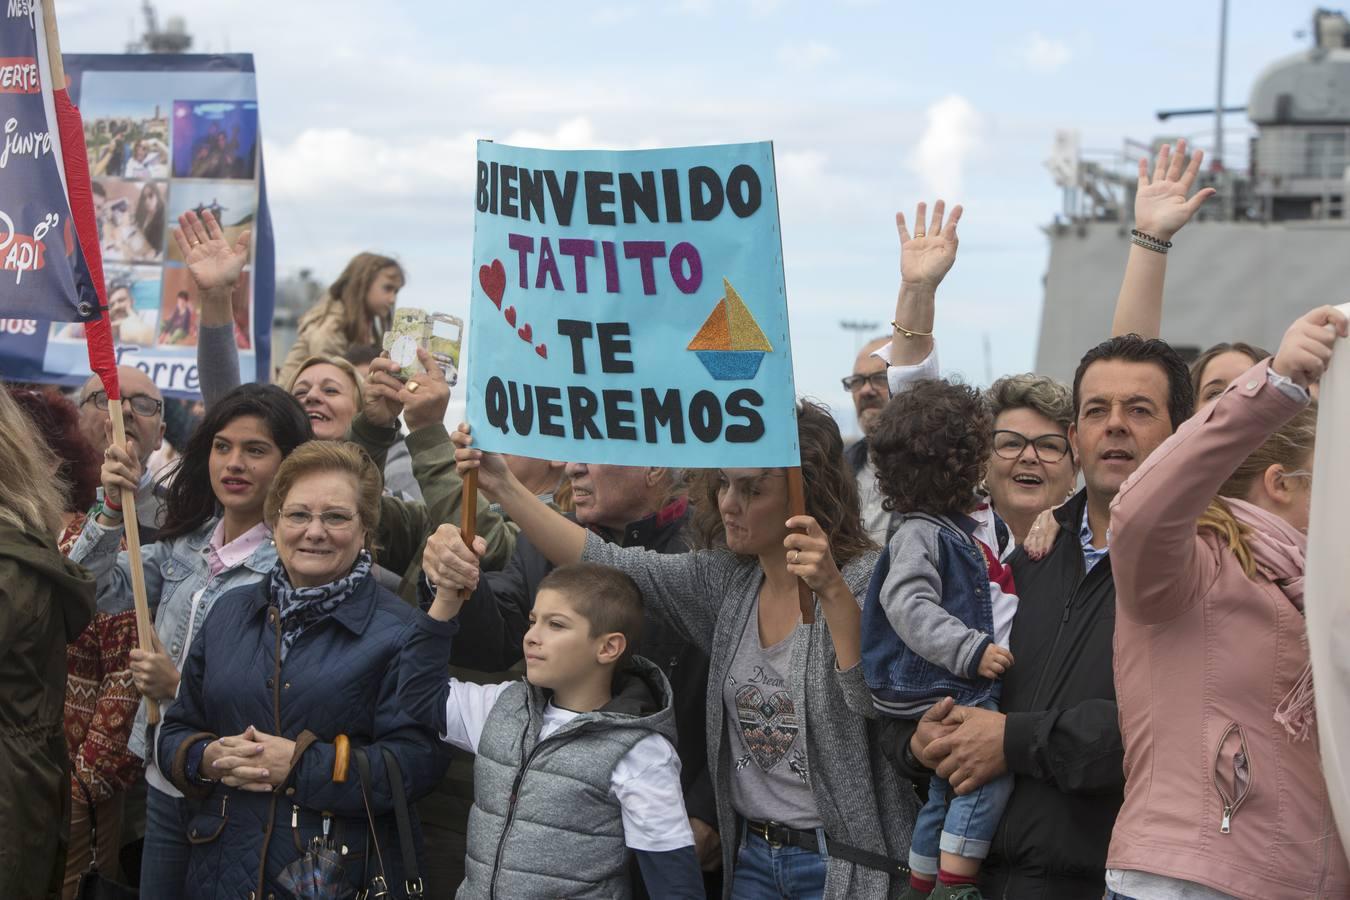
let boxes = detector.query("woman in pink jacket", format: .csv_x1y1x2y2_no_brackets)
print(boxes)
1107,305,1350,900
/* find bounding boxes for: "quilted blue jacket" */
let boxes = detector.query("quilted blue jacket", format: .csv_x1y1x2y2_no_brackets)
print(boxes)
156,568,454,898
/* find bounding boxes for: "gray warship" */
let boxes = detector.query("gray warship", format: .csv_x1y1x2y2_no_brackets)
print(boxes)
1034,7,1350,381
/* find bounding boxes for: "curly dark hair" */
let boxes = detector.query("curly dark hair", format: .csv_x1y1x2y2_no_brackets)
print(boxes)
9,386,101,513
689,399,875,566
868,379,992,518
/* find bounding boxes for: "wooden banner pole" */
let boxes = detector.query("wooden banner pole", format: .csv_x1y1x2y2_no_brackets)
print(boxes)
459,468,479,602
107,402,160,723
786,466,814,624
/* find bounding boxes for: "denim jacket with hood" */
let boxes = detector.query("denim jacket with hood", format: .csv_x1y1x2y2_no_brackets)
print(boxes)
862,511,997,717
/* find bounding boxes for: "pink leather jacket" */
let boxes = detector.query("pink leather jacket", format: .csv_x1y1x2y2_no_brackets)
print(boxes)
1108,360,1349,899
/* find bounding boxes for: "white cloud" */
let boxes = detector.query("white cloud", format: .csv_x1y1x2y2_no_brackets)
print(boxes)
1020,32,1072,72
264,128,478,200
907,94,982,198
776,40,837,67
748,0,784,14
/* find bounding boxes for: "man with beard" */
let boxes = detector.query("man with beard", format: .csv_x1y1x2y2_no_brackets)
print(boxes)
904,335,1195,899
845,335,898,544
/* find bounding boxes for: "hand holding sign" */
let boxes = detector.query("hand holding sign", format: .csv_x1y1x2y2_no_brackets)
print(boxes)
452,423,514,502
783,515,847,598
97,433,142,519
423,523,486,596
897,200,963,289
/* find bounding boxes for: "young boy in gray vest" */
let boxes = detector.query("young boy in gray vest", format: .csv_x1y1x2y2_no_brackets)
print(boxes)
861,379,1019,900
425,562,704,899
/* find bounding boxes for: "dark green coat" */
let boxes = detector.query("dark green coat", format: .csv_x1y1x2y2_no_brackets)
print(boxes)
0,523,95,898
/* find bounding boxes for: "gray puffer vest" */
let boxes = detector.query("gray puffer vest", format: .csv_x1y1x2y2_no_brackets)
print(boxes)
458,656,678,900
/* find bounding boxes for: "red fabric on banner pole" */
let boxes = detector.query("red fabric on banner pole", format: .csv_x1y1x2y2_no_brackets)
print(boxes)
53,86,119,400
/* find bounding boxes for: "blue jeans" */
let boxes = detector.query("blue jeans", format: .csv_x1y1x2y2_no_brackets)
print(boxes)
140,785,192,899
730,827,829,899
908,766,1013,875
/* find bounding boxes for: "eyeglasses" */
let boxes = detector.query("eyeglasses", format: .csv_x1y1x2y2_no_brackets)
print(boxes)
81,390,163,418
1281,470,1312,481
992,430,1071,463
280,509,359,531
842,372,889,392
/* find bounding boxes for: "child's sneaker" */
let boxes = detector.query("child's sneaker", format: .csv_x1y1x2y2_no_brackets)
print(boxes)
930,884,984,900
898,884,933,900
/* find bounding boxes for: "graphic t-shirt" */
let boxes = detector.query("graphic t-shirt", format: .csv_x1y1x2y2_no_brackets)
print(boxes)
723,605,821,828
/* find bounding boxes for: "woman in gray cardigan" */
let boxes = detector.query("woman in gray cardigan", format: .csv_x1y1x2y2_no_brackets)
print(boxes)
437,401,919,899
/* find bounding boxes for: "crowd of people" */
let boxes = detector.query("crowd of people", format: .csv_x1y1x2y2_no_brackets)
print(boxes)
1,139,1347,900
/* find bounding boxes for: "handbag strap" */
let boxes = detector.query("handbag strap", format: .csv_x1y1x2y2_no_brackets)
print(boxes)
72,774,100,874
353,747,389,895
380,747,423,898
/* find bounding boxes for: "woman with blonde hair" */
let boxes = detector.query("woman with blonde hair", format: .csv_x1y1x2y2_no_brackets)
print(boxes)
0,385,96,896
277,253,404,386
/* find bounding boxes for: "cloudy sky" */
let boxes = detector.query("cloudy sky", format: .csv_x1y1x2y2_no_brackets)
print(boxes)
60,0,1312,434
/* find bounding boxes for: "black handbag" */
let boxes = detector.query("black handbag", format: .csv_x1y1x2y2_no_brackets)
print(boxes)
73,777,139,900
352,748,423,900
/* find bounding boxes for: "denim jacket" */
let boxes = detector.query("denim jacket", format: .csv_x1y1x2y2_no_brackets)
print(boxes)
862,511,996,717
68,516,277,762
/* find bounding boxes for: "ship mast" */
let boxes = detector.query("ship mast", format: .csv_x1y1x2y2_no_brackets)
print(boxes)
1214,0,1229,171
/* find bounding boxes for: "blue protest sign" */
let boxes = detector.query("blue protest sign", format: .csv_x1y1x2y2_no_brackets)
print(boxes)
468,141,800,468
0,1,99,322
0,52,275,397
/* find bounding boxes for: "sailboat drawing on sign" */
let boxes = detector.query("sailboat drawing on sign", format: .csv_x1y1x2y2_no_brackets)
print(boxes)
687,278,772,381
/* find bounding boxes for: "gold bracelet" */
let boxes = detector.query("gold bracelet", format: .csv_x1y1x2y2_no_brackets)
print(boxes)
892,320,933,338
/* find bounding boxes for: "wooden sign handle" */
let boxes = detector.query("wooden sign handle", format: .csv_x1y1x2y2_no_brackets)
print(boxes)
786,466,814,624
459,468,478,602
108,402,159,724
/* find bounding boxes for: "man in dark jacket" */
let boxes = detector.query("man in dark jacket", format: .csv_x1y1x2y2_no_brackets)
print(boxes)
0,523,96,897
902,335,1194,899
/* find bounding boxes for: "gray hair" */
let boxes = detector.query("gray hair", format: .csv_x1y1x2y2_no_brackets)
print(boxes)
985,373,1073,433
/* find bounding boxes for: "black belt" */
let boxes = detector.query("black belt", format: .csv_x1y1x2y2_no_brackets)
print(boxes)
744,819,910,879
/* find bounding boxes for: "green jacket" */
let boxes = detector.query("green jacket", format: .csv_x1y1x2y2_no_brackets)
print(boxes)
0,523,96,898
352,416,516,606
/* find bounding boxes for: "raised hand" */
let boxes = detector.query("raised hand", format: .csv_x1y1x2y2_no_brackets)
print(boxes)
896,199,963,288
173,209,251,294
1272,305,1349,388
1134,139,1216,242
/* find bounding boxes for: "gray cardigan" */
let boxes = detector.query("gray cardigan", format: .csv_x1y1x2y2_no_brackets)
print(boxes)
583,533,917,899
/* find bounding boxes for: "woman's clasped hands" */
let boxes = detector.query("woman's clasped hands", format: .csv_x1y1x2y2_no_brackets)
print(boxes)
201,725,297,792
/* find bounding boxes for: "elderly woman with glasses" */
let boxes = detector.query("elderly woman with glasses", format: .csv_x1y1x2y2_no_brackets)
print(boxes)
982,375,1079,546
156,441,452,898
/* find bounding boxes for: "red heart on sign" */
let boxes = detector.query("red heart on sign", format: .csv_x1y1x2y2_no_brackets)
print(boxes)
518,323,533,343
479,259,506,308
535,343,548,359
504,305,517,327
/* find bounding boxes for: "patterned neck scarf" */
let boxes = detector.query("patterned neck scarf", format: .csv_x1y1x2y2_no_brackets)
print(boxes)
269,550,372,660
